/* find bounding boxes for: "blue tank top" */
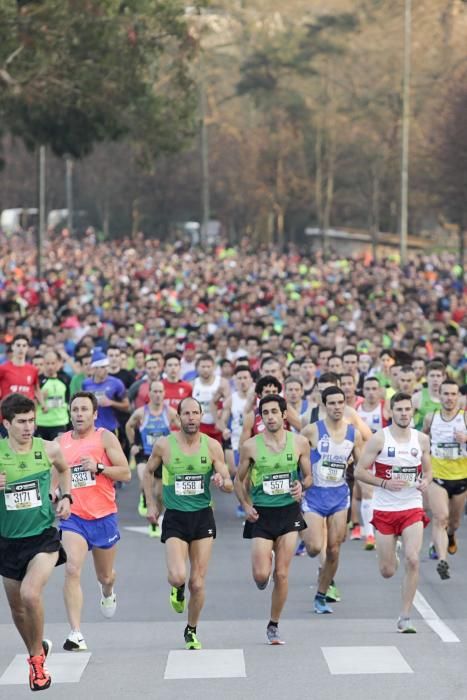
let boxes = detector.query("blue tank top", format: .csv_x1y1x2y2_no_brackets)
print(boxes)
311,420,355,488
140,406,171,455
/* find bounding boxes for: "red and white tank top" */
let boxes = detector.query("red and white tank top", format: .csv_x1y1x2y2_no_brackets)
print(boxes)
59,429,116,520
373,427,423,512
357,401,386,433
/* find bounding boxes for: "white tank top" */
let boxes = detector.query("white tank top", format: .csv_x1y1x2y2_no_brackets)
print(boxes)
430,411,466,460
373,427,423,511
357,402,384,433
230,392,247,450
311,420,355,489
193,375,221,425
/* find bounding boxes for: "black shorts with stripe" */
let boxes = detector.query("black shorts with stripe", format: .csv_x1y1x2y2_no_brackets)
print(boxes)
243,502,306,541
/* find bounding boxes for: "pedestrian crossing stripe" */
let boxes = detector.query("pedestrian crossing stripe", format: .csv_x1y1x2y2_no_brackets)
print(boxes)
322,646,413,675
164,649,246,679
0,653,91,685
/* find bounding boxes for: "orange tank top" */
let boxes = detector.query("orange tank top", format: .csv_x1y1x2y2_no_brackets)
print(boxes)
59,428,116,520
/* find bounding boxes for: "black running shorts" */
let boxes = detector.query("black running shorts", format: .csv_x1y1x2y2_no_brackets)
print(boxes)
243,502,307,541
0,527,67,581
161,507,216,544
433,477,467,499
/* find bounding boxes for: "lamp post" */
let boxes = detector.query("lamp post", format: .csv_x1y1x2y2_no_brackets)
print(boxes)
400,0,411,266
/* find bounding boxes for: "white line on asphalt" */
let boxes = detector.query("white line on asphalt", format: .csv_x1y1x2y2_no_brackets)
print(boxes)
0,653,92,685
164,649,246,680
322,646,413,675
414,590,460,643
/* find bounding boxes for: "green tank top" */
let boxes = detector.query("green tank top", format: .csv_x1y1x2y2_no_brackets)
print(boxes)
162,434,213,512
251,432,298,507
36,377,69,428
0,437,55,538
414,387,441,430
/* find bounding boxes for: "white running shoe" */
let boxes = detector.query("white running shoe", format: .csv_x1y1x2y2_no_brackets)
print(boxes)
63,630,88,651
100,585,117,618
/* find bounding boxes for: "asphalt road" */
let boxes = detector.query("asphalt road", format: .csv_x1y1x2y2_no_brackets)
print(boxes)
1,475,467,699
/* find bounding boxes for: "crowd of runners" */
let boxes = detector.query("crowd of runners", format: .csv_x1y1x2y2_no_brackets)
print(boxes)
0,232,466,690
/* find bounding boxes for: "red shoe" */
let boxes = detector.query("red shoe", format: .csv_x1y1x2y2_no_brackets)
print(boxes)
350,525,361,540
28,654,51,691
364,535,376,550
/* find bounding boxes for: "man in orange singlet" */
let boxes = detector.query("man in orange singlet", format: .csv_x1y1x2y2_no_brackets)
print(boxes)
58,391,131,652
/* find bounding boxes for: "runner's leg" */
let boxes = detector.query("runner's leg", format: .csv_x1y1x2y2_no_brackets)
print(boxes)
400,521,424,617
428,482,449,560
187,537,214,627
270,531,297,622
62,531,89,631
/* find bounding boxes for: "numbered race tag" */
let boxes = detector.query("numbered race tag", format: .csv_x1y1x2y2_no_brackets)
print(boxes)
262,472,291,495
320,459,346,482
46,396,64,409
175,475,204,496
71,464,96,489
392,465,418,486
434,442,461,460
5,480,42,511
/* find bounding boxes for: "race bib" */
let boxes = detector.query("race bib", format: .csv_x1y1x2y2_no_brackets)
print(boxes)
392,465,418,485
434,442,461,460
46,396,64,408
175,475,204,496
262,472,291,496
320,459,346,482
71,464,96,489
5,480,42,511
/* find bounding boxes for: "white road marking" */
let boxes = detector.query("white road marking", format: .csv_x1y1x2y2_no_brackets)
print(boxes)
123,526,150,535
414,590,460,643
0,653,91,685
321,646,413,675
164,649,246,680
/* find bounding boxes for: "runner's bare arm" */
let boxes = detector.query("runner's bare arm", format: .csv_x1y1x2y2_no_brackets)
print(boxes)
411,390,422,411
100,430,131,482
143,438,166,518
286,403,302,431
354,431,386,486
125,408,143,443
352,429,364,465
345,406,372,441
301,422,317,449
422,412,434,435
418,432,433,492
239,410,254,447
168,406,180,429
295,433,312,490
208,437,233,492
45,440,72,519
234,439,256,512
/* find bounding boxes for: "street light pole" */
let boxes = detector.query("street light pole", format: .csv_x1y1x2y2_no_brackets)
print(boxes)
38,144,46,279
200,50,210,249
400,0,411,266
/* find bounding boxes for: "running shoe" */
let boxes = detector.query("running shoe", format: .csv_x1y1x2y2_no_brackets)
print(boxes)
295,540,306,556
314,596,333,614
28,654,51,691
100,586,117,618
170,585,186,613
448,534,458,555
364,535,376,550
436,559,450,580
148,523,161,538
325,583,341,602
397,617,416,633
428,543,438,560
184,629,202,650
63,630,88,651
138,493,147,517
350,525,361,540
42,639,52,659
236,504,245,519
266,625,285,645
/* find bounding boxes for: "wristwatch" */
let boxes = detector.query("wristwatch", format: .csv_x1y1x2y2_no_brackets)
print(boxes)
60,493,73,504
96,463,105,475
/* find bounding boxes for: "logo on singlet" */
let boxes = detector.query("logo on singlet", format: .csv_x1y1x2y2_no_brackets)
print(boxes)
287,454,293,460
388,447,395,457
411,448,418,457
201,457,207,464
187,464,194,471
34,452,42,459
19,461,27,471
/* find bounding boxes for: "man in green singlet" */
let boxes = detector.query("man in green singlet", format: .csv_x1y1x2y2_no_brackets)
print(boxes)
143,396,233,651
0,393,72,691
413,360,445,430
235,394,312,645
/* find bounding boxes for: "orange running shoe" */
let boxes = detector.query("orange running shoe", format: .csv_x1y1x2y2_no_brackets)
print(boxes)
364,535,376,550
447,533,457,555
28,654,51,692
350,525,361,541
